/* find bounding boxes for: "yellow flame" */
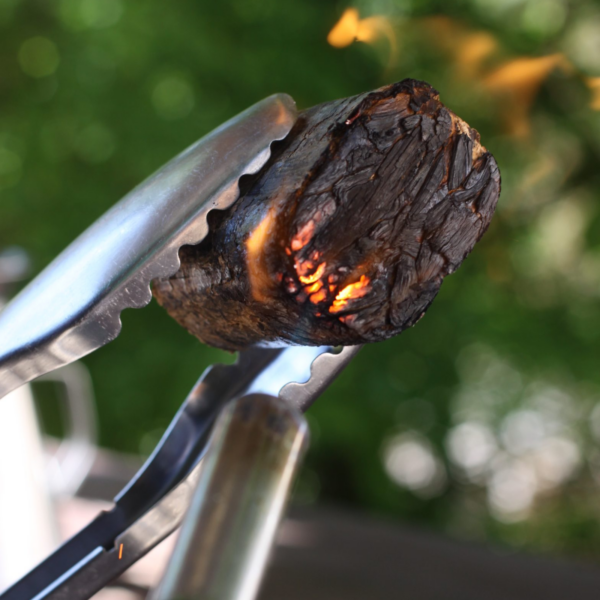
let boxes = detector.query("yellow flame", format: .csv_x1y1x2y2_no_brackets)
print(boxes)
329,274,370,313
357,16,395,46
456,32,498,78
485,54,571,92
327,8,360,48
586,77,600,110
327,8,396,66
484,54,572,137
246,207,277,302
424,17,499,78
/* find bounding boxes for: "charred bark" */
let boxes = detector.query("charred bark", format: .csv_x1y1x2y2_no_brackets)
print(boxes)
153,79,501,351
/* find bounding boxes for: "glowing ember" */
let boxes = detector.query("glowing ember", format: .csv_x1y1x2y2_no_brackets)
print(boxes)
246,207,277,301
339,314,357,325
329,275,370,313
305,281,323,294
310,289,327,304
291,220,315,251
298,262,326,285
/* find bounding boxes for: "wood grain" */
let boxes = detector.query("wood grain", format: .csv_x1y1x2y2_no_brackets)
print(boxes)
153,79,501,350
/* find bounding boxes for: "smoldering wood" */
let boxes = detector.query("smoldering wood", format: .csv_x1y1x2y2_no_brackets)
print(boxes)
153,79,501,351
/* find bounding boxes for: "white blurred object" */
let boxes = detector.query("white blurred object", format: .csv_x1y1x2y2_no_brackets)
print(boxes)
0,249,98,592
0,368,98,592
487,456,538,522
0,384,58,590
40,363,98,498
92,588,139,600
529,436,581,489
446,421,497,481
383,432,447,498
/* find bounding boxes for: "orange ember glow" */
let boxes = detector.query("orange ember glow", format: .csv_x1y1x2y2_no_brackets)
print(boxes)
298,262,326,285
310,289,328,304
247,209,275,257
587,77,600,110
305,281,323,294
340,314,357,325
246,207,277,302
291,221,315,251
329,275,370,313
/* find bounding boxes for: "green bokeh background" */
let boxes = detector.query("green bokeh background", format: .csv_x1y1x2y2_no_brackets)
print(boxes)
3,0,600,561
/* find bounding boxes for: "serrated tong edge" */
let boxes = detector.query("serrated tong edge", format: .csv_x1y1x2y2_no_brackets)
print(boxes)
0,94,297,401
1,344,361,600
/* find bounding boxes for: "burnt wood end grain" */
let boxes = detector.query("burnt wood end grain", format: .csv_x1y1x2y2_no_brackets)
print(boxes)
153,79,501,351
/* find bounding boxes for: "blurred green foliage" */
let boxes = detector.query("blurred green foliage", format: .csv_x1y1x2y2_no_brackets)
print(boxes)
3,0,600,562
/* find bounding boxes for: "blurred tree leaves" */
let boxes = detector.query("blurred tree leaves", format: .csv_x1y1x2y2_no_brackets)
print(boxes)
3,0,600,561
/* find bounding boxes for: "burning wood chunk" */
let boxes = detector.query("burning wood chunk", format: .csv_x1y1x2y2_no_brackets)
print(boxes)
153,79,501,351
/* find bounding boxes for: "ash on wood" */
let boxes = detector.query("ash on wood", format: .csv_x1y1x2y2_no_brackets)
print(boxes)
153,79,501,351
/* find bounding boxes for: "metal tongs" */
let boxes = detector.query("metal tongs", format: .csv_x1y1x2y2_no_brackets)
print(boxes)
0,94,360,600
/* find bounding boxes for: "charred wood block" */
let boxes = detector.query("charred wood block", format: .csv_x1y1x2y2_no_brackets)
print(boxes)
153,79,501,351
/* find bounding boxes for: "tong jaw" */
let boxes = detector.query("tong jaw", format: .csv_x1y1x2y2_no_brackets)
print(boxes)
0,92,367,600
0,94,297,401
0,343,360,600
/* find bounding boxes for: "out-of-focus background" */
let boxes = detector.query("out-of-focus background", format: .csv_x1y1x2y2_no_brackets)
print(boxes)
2,0,600,571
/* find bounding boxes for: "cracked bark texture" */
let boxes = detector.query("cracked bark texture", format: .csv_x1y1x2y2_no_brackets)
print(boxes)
153,79,501,351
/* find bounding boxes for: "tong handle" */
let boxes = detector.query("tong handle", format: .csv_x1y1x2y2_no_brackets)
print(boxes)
151,393,308,600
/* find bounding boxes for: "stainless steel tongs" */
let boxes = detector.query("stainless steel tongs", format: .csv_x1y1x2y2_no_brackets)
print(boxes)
0,94,361,600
